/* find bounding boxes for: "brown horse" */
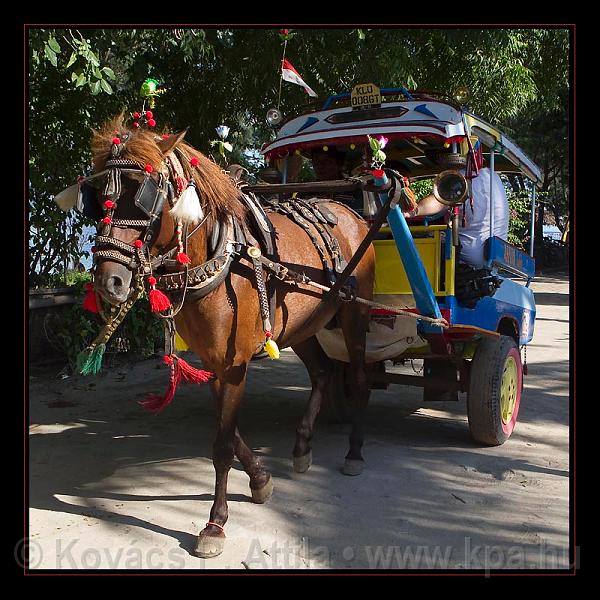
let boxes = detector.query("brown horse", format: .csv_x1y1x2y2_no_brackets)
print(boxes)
90,115,375,558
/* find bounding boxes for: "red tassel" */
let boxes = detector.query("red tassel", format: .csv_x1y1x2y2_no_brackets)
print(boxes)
176,252,191,264
177,356,214,383
139,354,214,413
149,288,172,312
82,283,99,313
139,361,181,412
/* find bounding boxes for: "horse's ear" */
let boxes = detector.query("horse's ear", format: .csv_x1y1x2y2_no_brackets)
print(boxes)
157,128,189,155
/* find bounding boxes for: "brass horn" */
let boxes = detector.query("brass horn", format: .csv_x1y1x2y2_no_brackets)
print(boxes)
432,169,468,206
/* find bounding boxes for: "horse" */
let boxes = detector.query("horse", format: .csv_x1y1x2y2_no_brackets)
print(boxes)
87,114,375,558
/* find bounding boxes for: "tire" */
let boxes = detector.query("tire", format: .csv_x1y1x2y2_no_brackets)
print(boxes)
467,335,523,446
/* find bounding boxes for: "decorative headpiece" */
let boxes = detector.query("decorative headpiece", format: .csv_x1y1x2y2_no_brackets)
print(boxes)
73,80,214,411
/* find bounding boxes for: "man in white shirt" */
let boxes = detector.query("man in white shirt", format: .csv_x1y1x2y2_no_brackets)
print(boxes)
403,166,509,268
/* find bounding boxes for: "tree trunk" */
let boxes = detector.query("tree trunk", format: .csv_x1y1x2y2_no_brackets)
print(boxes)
534,160,551,264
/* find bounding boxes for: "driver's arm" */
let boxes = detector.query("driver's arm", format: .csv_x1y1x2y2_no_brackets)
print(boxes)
402,194,447,218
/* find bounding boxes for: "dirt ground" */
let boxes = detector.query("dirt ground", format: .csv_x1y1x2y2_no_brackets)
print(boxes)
28,271,570,571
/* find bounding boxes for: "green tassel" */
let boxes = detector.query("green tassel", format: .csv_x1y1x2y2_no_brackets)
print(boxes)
76,343,106,376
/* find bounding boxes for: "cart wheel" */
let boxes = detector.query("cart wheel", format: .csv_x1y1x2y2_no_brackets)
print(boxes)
467,335,522,446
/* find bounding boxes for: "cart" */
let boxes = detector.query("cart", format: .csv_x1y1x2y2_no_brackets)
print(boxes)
249,84,541,446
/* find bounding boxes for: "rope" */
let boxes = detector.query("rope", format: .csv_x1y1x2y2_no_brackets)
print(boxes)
252,250,449,329
297,278,449,328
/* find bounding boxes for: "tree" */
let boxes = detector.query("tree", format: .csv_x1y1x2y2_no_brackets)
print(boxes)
28,26,570,282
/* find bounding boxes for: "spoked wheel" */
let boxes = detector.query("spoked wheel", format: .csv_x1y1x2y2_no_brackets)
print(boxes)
467,335,523,445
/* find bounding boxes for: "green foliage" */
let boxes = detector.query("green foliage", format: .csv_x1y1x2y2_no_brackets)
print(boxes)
28,26,569,282
411,179,433,202
507,189,532,248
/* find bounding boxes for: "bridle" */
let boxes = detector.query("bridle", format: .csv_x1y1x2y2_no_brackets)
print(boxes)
78,152,241,316
80,157,173,277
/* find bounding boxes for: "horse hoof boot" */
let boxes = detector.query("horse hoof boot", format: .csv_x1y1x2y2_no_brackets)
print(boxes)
293,450,312,473
251,475,274,504
194,527,226,559
342,459,364,476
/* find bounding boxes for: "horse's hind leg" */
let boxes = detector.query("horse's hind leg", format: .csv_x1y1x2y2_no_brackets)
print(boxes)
291,336,333,473
195,365,248,559
339,302,371,476
211,380,273,503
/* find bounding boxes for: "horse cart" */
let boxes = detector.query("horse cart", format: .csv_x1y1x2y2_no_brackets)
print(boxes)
54,83,542,557
246,84,541,446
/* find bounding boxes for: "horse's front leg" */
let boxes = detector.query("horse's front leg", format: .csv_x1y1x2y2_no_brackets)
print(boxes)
195,363,248,559
210,380,273,503
234,428,274,503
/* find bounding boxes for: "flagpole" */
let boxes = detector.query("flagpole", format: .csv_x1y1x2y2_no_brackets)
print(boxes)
277,38,288,111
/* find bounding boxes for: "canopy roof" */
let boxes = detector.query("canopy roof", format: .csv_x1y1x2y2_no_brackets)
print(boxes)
261,89,542,186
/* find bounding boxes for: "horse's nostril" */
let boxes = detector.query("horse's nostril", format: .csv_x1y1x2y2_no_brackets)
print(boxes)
105,275,127,299
109,275,124,289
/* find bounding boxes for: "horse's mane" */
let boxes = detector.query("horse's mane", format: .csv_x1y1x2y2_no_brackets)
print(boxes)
91,113,246,223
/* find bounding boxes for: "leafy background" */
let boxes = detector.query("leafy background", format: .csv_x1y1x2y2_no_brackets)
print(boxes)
28,26,569,285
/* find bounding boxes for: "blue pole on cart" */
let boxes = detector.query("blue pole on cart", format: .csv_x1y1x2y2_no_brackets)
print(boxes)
373,171,442,324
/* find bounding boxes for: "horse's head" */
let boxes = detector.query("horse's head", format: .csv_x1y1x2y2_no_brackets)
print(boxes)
83,114,243,305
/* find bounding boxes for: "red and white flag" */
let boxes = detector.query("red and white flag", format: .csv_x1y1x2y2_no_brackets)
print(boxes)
281,59,317,98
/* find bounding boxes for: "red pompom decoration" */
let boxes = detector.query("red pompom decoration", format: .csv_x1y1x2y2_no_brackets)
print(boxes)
145,110,153,119
149,288,171,312
82,284,99,313
112,137,121,145
102,216,112,225
148,276,157,286
176,252,191,264
190,157,199,167
103,200,115,209
162,134,170,140
372,169,385,178
133,122,140,129
147,119,156,127
280,29,289,35
91,246,96,253
134,240,143,248
133,112,141,119
144,164,153,173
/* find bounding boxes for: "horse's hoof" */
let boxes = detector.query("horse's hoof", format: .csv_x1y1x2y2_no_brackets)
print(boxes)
251,475,274,504
342,459,364,476
194,528,226,559
293,450,312,473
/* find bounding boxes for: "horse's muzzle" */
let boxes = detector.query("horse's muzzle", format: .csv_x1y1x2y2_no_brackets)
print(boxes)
95,264,134,305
